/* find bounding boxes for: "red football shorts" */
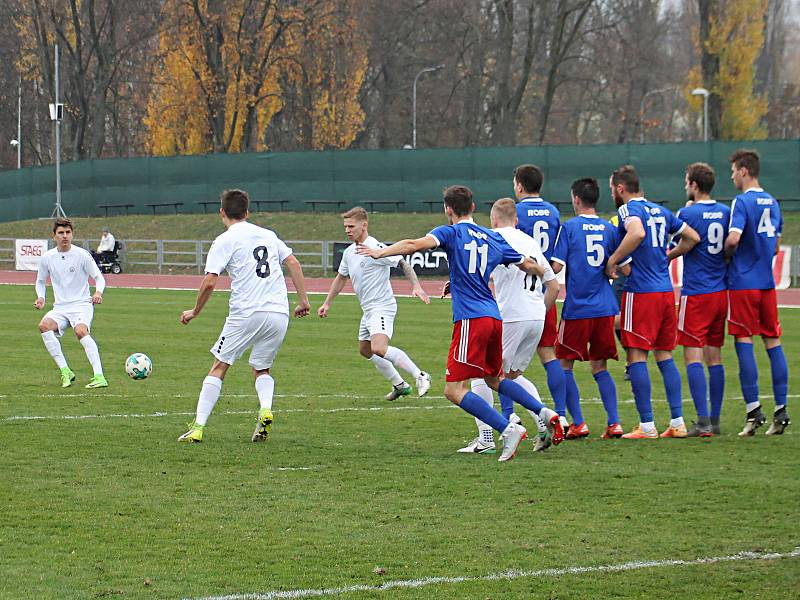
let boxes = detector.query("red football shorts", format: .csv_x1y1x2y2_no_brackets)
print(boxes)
538,304,558,348
446,317,504,382
620,291,677,351
677,290,727,347
555,315,619,362
727,289,782,338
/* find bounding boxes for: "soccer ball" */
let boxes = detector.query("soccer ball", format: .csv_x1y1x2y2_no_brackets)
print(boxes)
125,353,152,380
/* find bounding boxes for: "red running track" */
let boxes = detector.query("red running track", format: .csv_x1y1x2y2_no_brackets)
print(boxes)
3,270,800,306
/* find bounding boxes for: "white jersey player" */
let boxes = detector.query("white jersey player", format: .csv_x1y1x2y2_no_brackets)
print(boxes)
178,189,311,443
318,206,432,400
35,218,108,389
459,198,558,454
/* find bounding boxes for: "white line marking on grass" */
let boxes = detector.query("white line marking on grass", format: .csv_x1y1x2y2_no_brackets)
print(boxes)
186,546,800,600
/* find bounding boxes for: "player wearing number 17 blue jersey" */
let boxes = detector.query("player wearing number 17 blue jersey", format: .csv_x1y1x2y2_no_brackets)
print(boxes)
356,185,564,461
671,163,730,437
725,149,790,437
605,166,700,440
551,179,624,440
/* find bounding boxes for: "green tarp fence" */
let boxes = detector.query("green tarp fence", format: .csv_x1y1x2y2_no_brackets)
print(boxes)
1,140,798,222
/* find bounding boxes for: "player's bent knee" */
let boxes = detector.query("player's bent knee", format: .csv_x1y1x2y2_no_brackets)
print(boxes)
74,325,89,338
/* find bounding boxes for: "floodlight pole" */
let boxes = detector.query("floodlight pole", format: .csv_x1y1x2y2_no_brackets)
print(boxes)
412,65,444,149
691,88,710,142
52,43,65,219
16,75,21,169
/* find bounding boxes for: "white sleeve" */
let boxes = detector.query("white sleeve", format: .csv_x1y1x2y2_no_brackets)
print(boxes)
35,256,48,299
531,242,556,283
204,239,230,275
275,236,293,263
87,255,106,293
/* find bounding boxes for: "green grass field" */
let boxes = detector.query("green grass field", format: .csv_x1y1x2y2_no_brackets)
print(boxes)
1,285,798,599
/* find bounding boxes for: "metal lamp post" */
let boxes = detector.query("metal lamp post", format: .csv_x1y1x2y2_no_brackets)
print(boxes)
10,75,21,168
691,87,710,142
639,87,677,144
412,65,444,149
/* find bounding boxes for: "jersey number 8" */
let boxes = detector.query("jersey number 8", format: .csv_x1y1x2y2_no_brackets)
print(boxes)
253,246,270,278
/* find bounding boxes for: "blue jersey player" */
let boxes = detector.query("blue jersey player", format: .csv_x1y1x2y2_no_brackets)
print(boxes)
551,178,626,440
670,163,730,437
724,149,790,436
356,185,564,461
605,165,700,439
513,164,568,431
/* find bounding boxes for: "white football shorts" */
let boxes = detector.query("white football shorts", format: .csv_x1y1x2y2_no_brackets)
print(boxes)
358,310,396,341
45,304,94,337
211,311,289,370
502,319,544,373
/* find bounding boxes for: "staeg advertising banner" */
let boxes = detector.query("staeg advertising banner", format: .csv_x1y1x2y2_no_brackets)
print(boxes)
15,239,48,271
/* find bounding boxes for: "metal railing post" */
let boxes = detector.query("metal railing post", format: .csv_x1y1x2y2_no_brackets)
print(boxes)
196,241,203,274
156,240,163,274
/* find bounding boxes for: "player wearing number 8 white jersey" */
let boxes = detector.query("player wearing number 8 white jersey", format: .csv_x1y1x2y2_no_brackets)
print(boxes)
178,189,311,443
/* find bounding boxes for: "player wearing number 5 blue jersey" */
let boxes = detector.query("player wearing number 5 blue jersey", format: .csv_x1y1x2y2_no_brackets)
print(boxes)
725,150,790,436
671,163,730,437
605,166,700,439
513,164,568,432
178,189,311,443
551,179,625,440
357,185,564,461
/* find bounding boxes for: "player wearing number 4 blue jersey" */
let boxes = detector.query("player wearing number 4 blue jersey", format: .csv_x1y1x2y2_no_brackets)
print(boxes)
725,150,790,436
178,190,312,443
605,166,700,439
551,179,626,440
513,164,569,432
671,163,730,437
356,185,564,461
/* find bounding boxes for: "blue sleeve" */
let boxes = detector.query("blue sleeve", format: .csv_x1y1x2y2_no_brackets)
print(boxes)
668,208,685,235
730,197,747,233
428,225,453,249
778,206,784,236
500,239,524,265
551,224,568,264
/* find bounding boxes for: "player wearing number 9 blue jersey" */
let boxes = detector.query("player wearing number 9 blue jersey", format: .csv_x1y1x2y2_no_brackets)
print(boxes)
725,149,790,437
605,166,700,439
356,185,564,461
513,164,568,430
178,189,311,443
671,163,730,437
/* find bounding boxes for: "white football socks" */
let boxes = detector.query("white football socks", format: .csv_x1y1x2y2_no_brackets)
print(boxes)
514,375,547,431
670,416,685,428
384,346,422,379
640,421,656,433
79,335,103,375
196,376,223,426
255,374,275,410
369,354,404,386
470,379,496,444
41,331,67,369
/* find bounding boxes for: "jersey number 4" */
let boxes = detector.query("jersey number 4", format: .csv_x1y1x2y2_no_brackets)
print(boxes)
253,246,271,278
757,207,777,238
463,240,488,275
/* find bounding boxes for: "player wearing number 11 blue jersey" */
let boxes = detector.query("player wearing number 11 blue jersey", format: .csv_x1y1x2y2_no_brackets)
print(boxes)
356,185,564,461
178,189,311,443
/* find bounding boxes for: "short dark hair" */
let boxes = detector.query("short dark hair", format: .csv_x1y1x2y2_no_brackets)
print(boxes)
443,185,474,216
686,162,715,194
611,165,640,193
53,217,73,233
220,189,249,220
571,178,599,206
513,164,543,194
729,149,760,178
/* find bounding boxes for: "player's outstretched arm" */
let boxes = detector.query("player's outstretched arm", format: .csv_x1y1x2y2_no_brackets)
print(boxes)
356,236,437,259
606,218,645,277
542,277,559,311
398,259,430,304
515,256,546,276
318,273,348,317
181,273,218,324
283,254,311,317
666,224,700,261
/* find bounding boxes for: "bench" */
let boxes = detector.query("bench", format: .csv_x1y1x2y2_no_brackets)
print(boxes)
145,202,183,215
197,200,219,214
361,200,405,213
251,199,290,212
98,203,134,217
421,200,443,213
304,200,346,212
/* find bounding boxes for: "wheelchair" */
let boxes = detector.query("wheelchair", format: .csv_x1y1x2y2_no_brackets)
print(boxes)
92,241,123,274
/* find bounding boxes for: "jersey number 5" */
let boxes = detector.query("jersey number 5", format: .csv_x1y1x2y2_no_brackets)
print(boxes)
586,234,605,266
463,240,488,275
253,246,270,278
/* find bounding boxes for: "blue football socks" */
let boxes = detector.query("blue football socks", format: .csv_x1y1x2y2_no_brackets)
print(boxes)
543,359,567,417
657,358,683,419
686,362,708,418
459,391,509,433
628,361,653,422
767,345,789,409
498,392,514,419
498,378,546,414
593,369,619,425
708,364,725,419
735,342,760,406
563,370,584,424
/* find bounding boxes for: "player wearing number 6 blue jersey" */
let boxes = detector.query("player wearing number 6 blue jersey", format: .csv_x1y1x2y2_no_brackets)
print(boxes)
670,163,730,437
551,179,626,440
724,149,790,436
513,164,568,432
178,189,311,443
605,166,700,439
357,185,564,461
